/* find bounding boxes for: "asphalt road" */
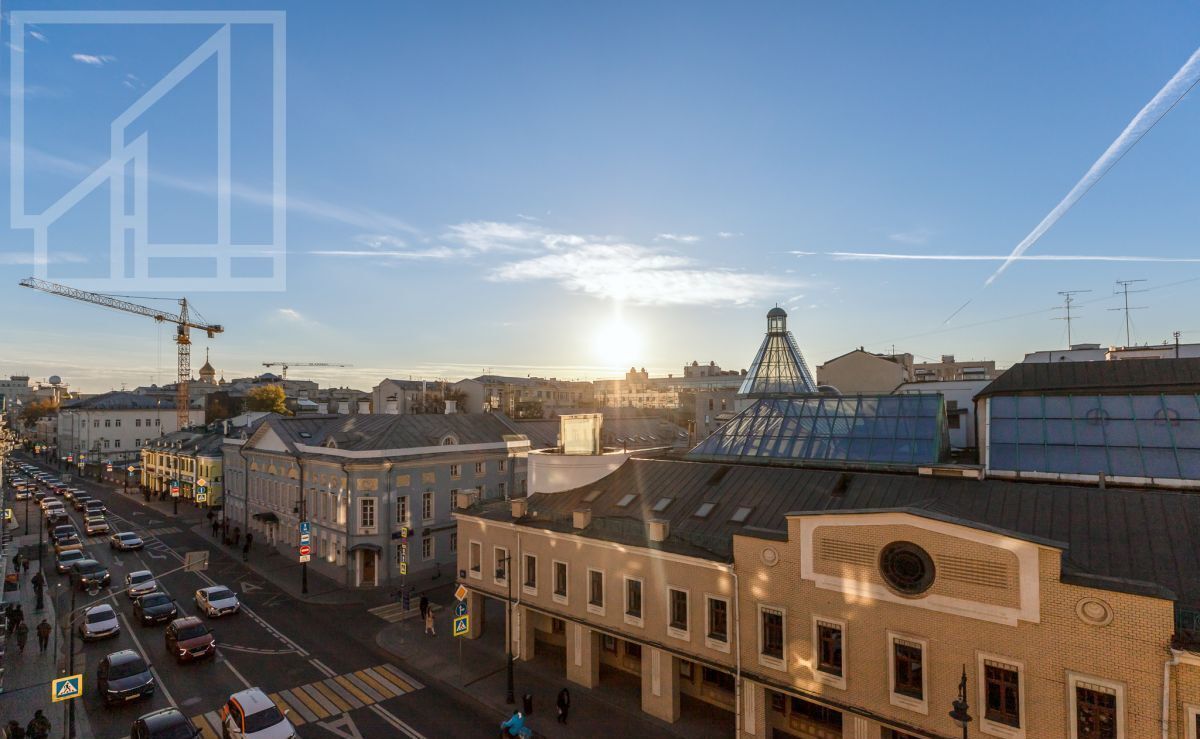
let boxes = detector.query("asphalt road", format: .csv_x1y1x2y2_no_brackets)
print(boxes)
22,456,497,739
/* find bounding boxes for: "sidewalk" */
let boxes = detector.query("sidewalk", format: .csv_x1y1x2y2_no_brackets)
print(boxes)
0,554,95,739
378,595,734,739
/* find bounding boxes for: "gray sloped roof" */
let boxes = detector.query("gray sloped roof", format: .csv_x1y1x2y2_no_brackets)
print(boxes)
512,416,689,450
978,358,1200,398
63,391,190,410
257,413,525,454
478,457,1200,605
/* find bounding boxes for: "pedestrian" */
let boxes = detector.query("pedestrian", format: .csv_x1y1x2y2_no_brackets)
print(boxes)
242,540,250,562
16,620,28,652
36,619,50,653
556,687,570,724
25,710,50,739
419,594,429,620
499,710,527,738
5,718,24,738
20,557,28,576
424,607,436,636
211,519,219,538
5,603,15,634
11,553,19,570
13,604,25,633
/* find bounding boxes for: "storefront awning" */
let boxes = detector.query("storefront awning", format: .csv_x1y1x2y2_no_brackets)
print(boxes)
347,542,381,553
252,512,280,524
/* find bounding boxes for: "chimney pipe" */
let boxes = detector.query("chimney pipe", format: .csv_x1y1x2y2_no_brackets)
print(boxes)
511,498,528,519
444,399,457,415
357,398,370,415
337,400,349,415
572,509,591,530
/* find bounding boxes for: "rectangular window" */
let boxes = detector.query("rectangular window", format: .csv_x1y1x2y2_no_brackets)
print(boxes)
422,533,433,560
422,492,433,522
494,547,508,584
359,498,376,530
498,482,506,498
892,638,924,701
469,541,482,577
135,418,141,427
790,697,843,732
450,464,461,479
984,660,1021,728
667,588,689,636
702,667,735,692
523,554,537,592
474,461,484,475
114,440,120,448
706,596,728,644
588,569,604,612
760,607,784,663
155,419,160,426
1075,683,1118,739
817,620,844,678
602,635,617,654
449,531,457,553
770,691,786,713
105,419,111,427
115,419,121,427
552,561,567,601
625,642,641,659
498,459,507,473
397,496,409,525
624,577,642,622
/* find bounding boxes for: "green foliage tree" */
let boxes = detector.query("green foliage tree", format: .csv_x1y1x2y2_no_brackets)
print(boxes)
245,384,290,415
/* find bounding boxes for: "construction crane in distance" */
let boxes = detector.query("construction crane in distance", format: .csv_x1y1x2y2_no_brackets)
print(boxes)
262,362,352,379
19,277,223,429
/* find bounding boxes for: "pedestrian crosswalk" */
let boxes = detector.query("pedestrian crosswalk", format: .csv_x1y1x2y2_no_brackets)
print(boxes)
368,601,440,623
137,525,181,538
188,663,423,737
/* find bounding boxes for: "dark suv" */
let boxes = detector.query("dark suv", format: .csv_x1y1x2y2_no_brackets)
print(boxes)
71,559,111,591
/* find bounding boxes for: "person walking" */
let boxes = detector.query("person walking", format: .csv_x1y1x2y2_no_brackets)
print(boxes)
15,620,28,653
424,606,436,636
556,687,571,724
36,619,50,653
25,710,50,739
5,603,15,635
5,718,25,738
20,557,29,576
499,710,528,738
419,594,429,620
211,519,220,538
30,571,44,611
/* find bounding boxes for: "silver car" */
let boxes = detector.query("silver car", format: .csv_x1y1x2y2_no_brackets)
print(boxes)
110,532,144,551
126,570,157,599
79,604,120,641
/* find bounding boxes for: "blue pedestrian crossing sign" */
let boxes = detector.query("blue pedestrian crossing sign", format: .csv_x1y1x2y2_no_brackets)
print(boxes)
453,615,469,637
454,601,468,617
52,674,83,702
300,520,311,535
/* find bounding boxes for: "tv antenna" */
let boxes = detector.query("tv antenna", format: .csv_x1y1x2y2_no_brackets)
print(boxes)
1107,279,1148,347
1054,289,1092,348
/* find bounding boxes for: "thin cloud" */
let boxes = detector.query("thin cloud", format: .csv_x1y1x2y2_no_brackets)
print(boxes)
655,233,701,244
888,228,933,245
987,44,1200,285
789,251,816,257
29,30,47,43
717,231,742,239
828,251,1200,263
72,53,115,66
276,308,304,321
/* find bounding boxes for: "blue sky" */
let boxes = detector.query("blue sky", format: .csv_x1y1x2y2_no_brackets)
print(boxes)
2,1,1200,393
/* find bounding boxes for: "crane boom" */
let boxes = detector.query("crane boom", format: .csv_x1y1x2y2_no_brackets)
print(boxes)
19,277,223,430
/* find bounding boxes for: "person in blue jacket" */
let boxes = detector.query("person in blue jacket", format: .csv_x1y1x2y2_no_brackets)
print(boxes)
500,710,529,737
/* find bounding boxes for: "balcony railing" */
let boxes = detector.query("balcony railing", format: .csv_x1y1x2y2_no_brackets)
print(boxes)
1175,604,1200,650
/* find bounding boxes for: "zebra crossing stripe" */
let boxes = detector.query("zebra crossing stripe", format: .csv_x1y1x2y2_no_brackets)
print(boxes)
345,672,386,703
322,675,364,709
333,674,373,705
354,669,395,699
299,683,340,716
379,662,425,691
366,665,412,694
268,692,303,726
312,679,353,712
278,688,320,723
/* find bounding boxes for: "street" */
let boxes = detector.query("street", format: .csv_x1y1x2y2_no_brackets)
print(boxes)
16,456,498,739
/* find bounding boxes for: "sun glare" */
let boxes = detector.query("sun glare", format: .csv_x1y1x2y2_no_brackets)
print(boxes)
592,318,644,368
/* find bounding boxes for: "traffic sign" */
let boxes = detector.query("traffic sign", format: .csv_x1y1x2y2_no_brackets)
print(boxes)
106,463,113,472
299,554,311,563
169,481,180,497
454,584,468,601
299,533,311,546
52,674,83,702
399,562,407,575
453,601,468,617
299,544,311,556
195,492,208,503
399,543,407,557
197,478,207,487
453,615,469,637
300,520,311,535
400,526,408,539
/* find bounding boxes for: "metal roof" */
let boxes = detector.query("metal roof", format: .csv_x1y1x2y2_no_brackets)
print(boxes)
62,391,190,410
977,358,1200,398
476,457,1200,606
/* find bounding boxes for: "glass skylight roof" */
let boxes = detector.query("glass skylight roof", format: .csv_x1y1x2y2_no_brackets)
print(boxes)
738,309,817,397
987,393,1200,480
688,394,947,468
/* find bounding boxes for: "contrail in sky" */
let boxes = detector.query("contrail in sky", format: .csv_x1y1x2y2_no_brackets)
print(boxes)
985,45,1200,286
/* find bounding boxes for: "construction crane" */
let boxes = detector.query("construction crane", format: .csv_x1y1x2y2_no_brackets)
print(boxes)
261,362,351,379
19,277,223,429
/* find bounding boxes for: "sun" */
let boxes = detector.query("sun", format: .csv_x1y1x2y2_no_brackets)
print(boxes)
591,317,644,369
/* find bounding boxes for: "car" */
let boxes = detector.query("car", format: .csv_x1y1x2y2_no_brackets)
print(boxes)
51,524,78,543
126,571,157,599
134,592,178,626
97,649,155,705
130,707,202,739
56,549,87,574
13,487,31,501
85,516,110,536
45,507,68,525
72,495,92,511
54,535,83,556
85,500,107,515
220,688,296,739
110,532,145,551
61,488,76,502
33,490,47,503
71,559,111,590
165,616,215,662
39,496,60,511
194,586,240,618
79,604,120,641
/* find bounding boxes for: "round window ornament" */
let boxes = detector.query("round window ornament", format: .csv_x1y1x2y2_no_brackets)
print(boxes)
760,547,779,567
879,541,935,596
1075,597,1113,626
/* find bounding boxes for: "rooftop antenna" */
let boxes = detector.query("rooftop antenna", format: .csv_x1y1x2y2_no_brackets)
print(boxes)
1054,289,1092,348
1107,279,1148,347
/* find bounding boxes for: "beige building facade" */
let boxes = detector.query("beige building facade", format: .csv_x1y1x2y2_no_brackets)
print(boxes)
817,350,913,395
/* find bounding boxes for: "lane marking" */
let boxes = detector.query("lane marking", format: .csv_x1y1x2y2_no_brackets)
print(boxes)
219,655,253,690
300,683,340,716
310,657,337,678
370,704,426,739
116,607,178,708
317,712,364,739
312,680,352,712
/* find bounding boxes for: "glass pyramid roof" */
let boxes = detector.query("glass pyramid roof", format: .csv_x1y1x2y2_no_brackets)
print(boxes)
687,394,948,469
738,308,817,397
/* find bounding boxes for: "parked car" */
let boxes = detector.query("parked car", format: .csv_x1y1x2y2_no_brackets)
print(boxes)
71,559,111,590
133,592,178,626
54,535,83,556
56,548,87,575
84,515,110,536
194,586,240,618
126,571,157,599
97,649,155,705
165,616,215,662
130,708,201,739
220,688,296,739
79,604,120,641
110,532,144,551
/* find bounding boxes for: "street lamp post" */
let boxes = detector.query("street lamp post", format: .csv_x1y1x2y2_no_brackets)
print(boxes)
948,665,973,739
496,554,514,704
